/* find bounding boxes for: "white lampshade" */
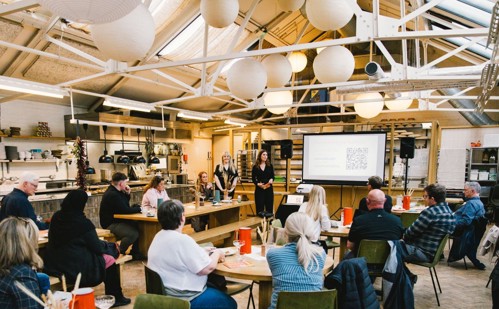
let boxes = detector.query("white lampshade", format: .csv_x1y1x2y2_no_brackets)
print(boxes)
289,52,307,73
200,0,239,28
38,0,141,24
261,54,292,88
306,0,354,31
277,0,305,12
227,59,267,99
385,93,413,110
313,46,355,84
354,93,384,119
90,4,155,61
316,39,332,54
264,91,293,114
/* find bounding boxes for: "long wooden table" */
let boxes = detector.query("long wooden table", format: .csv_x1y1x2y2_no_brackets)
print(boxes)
114,200,254,254
320,226,350,260
214,245,334,309
38,228,113,248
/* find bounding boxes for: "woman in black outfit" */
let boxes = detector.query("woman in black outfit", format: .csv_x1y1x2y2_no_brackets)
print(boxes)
252,149,275,218
43,190,130,307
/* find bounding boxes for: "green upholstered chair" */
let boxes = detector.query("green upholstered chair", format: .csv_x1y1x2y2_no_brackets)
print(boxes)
357,239,390,277
276,289,338,309
409,234,449,307
133,294,190,309
326,236,341,257
401,212,420,229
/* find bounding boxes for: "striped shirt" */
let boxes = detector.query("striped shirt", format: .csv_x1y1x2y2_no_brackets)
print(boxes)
266,243,326,309
404,202,456,258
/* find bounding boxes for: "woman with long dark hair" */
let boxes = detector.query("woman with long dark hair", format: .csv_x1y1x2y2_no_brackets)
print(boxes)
252,149,275,217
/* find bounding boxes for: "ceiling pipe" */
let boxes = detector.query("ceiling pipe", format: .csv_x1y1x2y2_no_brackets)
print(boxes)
439,88,496,125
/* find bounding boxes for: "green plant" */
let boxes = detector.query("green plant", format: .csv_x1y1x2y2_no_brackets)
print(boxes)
72,136,87,189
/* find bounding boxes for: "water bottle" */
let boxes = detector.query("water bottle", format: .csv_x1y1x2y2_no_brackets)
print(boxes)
237,195,242,203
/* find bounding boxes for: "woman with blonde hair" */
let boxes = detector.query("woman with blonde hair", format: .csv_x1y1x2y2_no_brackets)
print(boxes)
142,176,169,209
214,151,239,199
266,212,326,309
299,185,331,241
0,217,46,308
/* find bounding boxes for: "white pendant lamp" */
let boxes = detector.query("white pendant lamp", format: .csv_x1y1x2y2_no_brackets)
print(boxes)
288,52,307,73
277,0,305,12
306,0,354,31
227,59,267,99
200,0,239,28
90,4,155,61
313,46,355,84
38,0,141,24
261,54,292,88
385,93,413,110
264,91,293,114
354,93,384,119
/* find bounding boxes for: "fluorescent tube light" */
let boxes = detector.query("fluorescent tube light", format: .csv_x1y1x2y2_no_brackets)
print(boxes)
103,97,155,113
224,119,248,127
177,112,211,121
69,119,166,131
0,76,68,98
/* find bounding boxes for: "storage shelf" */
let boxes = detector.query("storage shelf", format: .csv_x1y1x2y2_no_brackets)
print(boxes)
1,135,69,141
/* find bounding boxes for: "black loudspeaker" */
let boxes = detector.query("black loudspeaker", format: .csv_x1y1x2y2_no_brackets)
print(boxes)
400,137,415,159
280,139,293,159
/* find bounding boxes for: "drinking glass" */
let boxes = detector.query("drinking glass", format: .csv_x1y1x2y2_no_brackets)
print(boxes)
95,295,115,309
233,239,245,261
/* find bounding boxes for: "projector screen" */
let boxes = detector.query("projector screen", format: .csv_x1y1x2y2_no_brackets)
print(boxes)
302,132,387,185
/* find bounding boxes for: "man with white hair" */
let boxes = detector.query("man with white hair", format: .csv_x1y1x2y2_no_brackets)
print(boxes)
0,172,47,230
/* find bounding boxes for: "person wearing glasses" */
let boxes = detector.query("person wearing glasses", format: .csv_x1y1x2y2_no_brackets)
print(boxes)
0,217,47,309
401,183,456,283
99,172,144,260
0,172,47,230
358,176,392,214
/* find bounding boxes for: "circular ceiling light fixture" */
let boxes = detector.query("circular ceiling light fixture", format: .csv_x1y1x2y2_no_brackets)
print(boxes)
306,0,354,31
277,0,305,12
200,0,239,28
354,92,384,119
313,46,355,84
261,54,292,88
288,51,307,73
264,91,293,114
227,58,267,99
385,93,413,111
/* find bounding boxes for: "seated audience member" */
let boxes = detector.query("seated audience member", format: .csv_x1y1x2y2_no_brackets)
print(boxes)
298,185,331,241
44,190,130,307
198,171,214,200
0,217,47,309
147,200,237,309
100,172,144,260
0,172,47,230
347,189,404,258
402,184,455,282
267,212,326,309
358,176,392,214
142,176,169,210
448,181,487,269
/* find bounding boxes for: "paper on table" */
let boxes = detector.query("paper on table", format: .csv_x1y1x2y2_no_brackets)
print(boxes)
244,253,267,261
223,260,254,269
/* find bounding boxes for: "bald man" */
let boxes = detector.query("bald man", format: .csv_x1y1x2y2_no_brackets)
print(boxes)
346,189,404,257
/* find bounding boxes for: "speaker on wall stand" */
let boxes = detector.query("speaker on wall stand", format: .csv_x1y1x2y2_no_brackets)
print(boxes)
280,139,293,159
400,137,415,195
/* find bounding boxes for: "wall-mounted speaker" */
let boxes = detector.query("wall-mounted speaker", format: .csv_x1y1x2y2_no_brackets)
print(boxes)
280,139,293,159
400,137,415,159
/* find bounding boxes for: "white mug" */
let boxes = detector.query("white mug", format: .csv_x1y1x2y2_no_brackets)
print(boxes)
18,151,25,159
24,151,32,160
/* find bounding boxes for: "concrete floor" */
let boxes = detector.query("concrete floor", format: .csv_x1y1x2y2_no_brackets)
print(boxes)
94,237,495,309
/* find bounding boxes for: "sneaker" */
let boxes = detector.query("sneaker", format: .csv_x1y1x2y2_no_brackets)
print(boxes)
263,212,274,218
112,296,131,307
257,211,266,218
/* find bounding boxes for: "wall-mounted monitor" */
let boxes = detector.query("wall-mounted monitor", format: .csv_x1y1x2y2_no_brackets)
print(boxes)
302,132,387,185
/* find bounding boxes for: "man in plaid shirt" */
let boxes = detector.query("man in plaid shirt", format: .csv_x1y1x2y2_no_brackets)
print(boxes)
402,183,456,264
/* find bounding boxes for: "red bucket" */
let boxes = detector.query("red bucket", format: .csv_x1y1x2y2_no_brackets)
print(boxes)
238,227,252,254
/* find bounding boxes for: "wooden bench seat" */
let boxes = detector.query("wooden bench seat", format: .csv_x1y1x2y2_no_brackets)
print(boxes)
190,217,262,246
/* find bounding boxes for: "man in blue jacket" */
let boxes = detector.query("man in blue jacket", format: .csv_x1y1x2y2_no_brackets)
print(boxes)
0,172,47,230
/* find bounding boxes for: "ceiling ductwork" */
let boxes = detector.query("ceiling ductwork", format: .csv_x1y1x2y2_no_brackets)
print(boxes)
439,88,496,126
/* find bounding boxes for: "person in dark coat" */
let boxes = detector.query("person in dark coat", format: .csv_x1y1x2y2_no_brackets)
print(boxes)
358,176,392,214
99,172,143,259
44,190,131,307
252,149,275,218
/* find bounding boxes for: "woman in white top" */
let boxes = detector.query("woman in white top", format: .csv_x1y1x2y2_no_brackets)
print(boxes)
142,176,169,209
298,185,331,241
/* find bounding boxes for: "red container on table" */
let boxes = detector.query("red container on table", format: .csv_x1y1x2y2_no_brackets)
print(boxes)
403,195,411,210
238,227,252,254
343,207,353,226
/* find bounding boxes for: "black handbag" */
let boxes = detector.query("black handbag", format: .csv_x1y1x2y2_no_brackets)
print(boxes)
102,241,120,259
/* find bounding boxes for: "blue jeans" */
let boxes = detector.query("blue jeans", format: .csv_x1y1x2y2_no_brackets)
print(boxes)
400,241,431,263
36,272,50,295
190,287,237,309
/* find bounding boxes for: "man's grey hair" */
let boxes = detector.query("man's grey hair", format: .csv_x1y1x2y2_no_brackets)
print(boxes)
19,172,39,184
465,181,481,194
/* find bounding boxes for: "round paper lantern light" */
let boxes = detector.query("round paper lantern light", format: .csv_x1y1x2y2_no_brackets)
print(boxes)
385,93,413,110
354,93,384,119
264,91,293,114
261,54,292,88
200,0,239,28
306,0,354,31
289,52,307,73
227,59,267,99
90,4,155,61
313,46,355,84
277,0,305,12
38,0,141,24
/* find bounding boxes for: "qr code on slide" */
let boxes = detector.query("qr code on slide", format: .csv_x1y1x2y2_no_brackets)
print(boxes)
346,147,368,170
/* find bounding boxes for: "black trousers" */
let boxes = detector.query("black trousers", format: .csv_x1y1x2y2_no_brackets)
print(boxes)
255,186,274,213
108,221,140,255
104,263,124,298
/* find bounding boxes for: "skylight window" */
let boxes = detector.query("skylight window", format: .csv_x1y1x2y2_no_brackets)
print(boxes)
158,15,205,56
428,0,493,27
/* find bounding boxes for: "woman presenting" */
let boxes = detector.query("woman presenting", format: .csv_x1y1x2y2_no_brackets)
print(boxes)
214,151,238,200
252,149,275,218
